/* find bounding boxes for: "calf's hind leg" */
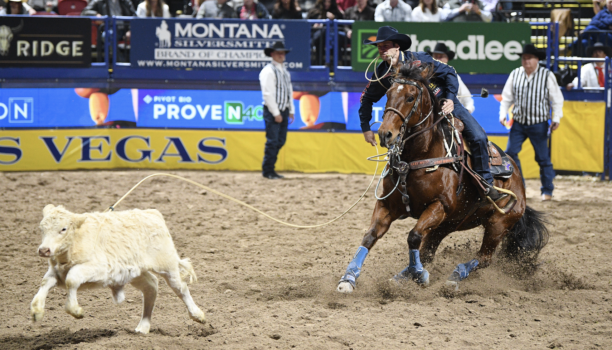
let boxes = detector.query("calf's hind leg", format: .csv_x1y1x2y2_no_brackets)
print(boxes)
131,272,159,334
159,268,205,324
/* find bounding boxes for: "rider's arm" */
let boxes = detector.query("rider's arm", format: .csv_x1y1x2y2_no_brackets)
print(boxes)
359,63,390,132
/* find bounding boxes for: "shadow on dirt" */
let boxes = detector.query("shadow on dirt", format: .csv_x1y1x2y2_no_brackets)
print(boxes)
0,328,116,350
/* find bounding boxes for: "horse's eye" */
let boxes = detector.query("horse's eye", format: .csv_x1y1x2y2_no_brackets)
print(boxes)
406,96,415,103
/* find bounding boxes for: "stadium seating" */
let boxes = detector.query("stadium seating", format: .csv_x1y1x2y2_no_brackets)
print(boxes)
58,0,87,16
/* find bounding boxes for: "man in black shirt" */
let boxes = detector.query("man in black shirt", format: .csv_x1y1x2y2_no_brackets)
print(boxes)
345,0,375,38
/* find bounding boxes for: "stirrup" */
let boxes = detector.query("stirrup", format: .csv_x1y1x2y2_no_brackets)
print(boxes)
486,186,518,215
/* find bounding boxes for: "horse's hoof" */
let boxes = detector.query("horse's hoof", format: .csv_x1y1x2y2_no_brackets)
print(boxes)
416,269,430,286
336,281,354,293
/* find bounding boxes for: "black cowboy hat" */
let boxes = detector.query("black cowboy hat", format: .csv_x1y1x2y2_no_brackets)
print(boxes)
363,26,412,52
518,44,546,60
427,42,455,61
586,42,612,57
264,41,291,57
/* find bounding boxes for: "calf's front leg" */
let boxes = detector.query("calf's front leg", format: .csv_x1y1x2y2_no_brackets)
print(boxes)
30,266,58,322
64,264,104,319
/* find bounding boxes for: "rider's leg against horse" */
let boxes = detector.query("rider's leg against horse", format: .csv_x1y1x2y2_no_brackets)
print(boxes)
505,121,529,184
452,103,503,201
338,201,396,290
395,201,447,285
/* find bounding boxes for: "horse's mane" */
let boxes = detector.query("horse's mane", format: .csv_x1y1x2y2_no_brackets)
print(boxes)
395,57,442,118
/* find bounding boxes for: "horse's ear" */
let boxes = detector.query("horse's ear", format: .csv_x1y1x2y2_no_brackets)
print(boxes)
420,64,433,80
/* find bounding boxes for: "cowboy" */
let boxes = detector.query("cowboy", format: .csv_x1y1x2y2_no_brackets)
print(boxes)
566,42,611,90
429,42,475,113
359,26,503,201
259,41,295,180
499,44,564,201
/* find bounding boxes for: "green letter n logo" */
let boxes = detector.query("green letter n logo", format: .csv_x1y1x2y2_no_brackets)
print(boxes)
224,101,244,124
357,29,380,64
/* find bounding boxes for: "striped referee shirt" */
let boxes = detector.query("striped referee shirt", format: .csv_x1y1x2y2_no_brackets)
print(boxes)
259,60,295,116
499,66,564,125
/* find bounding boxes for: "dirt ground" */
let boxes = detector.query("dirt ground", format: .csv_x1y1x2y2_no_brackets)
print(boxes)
1,170,611,350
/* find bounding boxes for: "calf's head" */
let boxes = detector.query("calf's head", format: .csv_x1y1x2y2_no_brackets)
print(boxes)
38,205,86,258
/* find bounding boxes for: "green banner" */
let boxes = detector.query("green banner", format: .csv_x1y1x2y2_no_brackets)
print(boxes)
351,22,531,74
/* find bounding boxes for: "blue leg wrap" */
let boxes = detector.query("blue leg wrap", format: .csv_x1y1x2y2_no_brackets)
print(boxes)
448,259,479,282
394,250,429,285
340,246,369,287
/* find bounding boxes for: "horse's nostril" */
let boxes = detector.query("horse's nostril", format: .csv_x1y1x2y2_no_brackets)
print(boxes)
386,131,393,142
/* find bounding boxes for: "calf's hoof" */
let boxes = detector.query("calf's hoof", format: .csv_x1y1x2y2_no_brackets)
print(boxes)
66,306,84,319
31,310,44,322
190,309,206,324
336,281,354,293
135,323,151,334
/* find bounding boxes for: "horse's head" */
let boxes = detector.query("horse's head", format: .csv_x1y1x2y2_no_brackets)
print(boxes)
378,61,435,149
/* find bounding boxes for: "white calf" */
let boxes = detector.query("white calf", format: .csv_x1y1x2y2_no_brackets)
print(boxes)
30,204,206,334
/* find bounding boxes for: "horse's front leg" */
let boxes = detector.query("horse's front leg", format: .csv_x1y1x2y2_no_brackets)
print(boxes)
394,201,447,286
337,199,400,293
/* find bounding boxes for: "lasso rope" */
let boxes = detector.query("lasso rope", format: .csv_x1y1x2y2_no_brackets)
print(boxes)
364,51,403,84
104,146,384,229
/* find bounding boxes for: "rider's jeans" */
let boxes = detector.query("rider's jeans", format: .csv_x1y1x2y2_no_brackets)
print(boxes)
452,100,494,186
505,121,555,196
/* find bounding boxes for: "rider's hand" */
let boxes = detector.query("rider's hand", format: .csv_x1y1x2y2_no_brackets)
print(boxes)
441,100,454,115
363,131,377,146
274,115,282,123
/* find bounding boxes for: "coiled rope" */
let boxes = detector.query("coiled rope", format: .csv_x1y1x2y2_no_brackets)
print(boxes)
104,145,386,229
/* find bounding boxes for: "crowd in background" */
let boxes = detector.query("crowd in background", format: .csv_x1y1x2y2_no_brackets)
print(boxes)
0,0,515,22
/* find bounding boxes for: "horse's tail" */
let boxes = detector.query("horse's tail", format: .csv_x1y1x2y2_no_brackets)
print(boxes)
501,206,549,265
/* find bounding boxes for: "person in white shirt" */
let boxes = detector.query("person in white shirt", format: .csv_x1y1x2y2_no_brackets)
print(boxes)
374,0,412,22
444,0,492,22
259,41,295,180
412,0,443,22
499,44,564,201
136,0,171,17
566,42,611,90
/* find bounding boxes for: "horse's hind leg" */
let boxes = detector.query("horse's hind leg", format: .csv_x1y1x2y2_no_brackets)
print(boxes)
395,201,447,286
337,200,400,293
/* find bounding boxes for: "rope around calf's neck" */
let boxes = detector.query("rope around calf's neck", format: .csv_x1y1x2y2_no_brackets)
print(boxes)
103,146,383,229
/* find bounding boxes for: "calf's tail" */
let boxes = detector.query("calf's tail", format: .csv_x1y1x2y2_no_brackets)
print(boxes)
501,206,549,265
179,258,198,284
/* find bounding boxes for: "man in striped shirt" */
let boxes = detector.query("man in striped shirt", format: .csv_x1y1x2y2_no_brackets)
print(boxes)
499,44,564,201
259,41,295,180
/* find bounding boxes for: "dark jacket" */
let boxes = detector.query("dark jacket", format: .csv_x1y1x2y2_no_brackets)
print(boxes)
272,6,303,19
81,0,136,16
236,2,271,19
307,6,343,19
585,8,612,31
344,4,375,21
359,51,459,132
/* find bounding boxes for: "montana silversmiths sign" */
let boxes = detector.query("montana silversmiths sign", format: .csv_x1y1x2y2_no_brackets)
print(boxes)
351,22,531,74
0,17,91,67
130,19,311,71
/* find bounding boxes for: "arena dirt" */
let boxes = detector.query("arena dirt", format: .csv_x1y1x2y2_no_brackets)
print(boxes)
1,170,611,349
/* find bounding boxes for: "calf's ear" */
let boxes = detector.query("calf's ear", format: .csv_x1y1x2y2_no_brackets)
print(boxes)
72,214,87,229
43,204,55,217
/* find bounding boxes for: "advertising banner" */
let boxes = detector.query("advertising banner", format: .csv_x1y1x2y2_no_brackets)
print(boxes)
0,87,505,134
0,17,91,68
351,22,531,74
130,19,310,71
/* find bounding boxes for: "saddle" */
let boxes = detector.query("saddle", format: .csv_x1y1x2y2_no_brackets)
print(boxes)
452,118,513,179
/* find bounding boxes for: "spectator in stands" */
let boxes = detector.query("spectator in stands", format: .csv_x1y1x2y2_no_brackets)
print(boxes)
499,44,564,201
344,0,375,39
82,0,136,17
444,0,491,22
336,0,354,12
272,0,302,19
307,0,343,19
236,0,271,19
566,42,611,90
374,0,412,22
259,41,295,180
429,42,474,113
197,0,238,18
1,0,36,15
137,0,171,17
412,0,442,22
27,0,56,13
577,0,612,56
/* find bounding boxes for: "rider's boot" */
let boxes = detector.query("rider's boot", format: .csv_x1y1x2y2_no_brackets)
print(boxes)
485,185,505,202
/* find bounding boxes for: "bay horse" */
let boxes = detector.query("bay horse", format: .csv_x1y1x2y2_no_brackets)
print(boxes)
337,61,548,292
